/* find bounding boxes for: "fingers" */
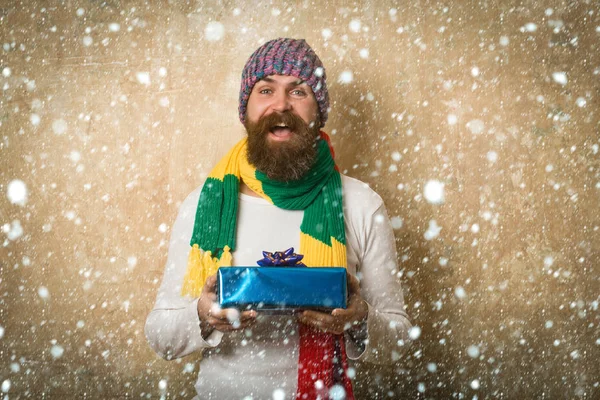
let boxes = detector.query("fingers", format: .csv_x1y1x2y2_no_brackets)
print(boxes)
301,310,334,322
203,274,218,293
331,307,353,317
298,310,344,334
209,308,256,322
240,310,258,321
202,292,217,304
198,275,258,333
206,307,257,332
209,318,256,332
299,305,366,334
199,275,218,306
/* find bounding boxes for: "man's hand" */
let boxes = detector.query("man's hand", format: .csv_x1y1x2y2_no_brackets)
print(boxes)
297,273,368,335
197,274,257,338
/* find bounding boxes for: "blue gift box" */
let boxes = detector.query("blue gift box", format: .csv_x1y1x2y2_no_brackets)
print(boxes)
217,267,348,312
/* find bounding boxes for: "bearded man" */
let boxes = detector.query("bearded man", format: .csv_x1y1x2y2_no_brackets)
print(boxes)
145,38,411,400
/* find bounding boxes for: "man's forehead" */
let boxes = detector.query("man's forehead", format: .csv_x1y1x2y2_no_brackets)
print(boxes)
259,75,307,86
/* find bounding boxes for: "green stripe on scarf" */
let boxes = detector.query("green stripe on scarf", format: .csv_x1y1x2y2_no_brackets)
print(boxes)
190,139,345,253
256,140,345,246
190,174,240,258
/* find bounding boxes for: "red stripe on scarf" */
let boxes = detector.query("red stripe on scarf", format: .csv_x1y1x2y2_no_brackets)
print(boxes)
297,324,355,399
296,133,353,399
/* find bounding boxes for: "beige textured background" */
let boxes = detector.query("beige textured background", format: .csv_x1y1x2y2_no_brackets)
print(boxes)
1,0,599,398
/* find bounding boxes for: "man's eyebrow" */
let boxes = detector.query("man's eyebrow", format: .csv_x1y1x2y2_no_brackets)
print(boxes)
259,77,306,85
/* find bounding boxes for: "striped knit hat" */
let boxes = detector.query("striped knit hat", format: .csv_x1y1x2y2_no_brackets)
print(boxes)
238,38,329,127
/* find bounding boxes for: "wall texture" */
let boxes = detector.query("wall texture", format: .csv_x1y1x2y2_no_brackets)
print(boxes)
1,0,598,398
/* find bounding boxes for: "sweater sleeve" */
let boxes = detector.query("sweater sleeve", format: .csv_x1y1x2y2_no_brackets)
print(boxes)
345,201,412,364
144,187,223,360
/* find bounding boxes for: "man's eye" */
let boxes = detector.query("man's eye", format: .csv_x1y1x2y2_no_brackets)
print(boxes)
259,88,272,94
291,89,306,96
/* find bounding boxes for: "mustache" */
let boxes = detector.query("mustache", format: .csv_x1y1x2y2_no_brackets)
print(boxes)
251,111,310,135
244,110,320,181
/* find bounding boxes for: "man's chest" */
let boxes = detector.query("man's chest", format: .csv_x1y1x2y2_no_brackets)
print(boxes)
232,198,360,275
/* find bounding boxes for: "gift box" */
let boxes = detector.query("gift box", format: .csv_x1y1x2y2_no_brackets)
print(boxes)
217,266,348,312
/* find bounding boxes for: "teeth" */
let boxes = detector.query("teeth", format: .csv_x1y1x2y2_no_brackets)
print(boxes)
275,123,287,127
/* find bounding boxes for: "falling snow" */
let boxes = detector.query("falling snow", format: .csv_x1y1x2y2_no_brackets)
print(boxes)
50,344,64,359
423,180,445,204
135,71,151,85
349,19,361,33
1,2,597,399
205,21,225,42
424,220,442,240
3,220,23,241
272,388,286,400
37,286,50,300
486,151,498,163
108,23,121,32
390,216,404,229
466,119,485,135
7,180,28,206
552,72,568,85
52,119,68,135
408,326,422,340
467,345,480,358
454,286,467,300
158,379,167,390
329,384,346,400
30,113,41,126
338,70,353,84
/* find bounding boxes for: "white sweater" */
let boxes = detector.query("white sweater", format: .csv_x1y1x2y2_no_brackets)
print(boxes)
145,175,411,399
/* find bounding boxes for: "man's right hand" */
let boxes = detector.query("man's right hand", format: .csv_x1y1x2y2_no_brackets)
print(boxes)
197,274,257,339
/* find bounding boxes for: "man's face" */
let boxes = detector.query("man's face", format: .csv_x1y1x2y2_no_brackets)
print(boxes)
244,74,321,182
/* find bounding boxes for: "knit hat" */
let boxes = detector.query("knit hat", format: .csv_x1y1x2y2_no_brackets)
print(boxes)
239,38,329,127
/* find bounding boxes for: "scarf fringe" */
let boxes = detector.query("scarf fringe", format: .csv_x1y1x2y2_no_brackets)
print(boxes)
182,245,232,297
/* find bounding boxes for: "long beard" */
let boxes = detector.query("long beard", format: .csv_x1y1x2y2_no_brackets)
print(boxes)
245,111,321,182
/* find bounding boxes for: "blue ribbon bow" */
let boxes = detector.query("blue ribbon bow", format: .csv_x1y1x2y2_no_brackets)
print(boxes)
256,247,306,267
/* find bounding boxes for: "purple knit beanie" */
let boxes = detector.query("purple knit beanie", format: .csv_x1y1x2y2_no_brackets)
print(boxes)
239,38,329,127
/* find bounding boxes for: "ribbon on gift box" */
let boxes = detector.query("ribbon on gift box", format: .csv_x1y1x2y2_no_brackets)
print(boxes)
256,247,306,267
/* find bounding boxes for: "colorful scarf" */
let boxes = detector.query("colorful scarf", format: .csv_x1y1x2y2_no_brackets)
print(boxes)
182,132,354,399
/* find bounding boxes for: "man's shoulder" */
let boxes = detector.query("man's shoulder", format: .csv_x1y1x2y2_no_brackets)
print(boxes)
340,174,384,213
186,184,203,203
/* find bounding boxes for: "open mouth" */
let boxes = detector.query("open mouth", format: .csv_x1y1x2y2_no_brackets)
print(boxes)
269,123,293,140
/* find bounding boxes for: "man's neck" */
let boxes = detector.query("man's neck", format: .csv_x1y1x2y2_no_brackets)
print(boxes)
240,181,261,197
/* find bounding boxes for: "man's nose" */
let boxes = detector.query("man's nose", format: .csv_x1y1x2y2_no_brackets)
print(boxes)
271,91,292,113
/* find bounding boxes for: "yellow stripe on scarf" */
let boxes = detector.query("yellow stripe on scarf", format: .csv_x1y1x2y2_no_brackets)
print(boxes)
208,138,247,181
238,144,272,204
300,233,347,268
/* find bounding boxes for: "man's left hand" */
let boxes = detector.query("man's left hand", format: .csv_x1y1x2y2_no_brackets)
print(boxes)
297,273,368,335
